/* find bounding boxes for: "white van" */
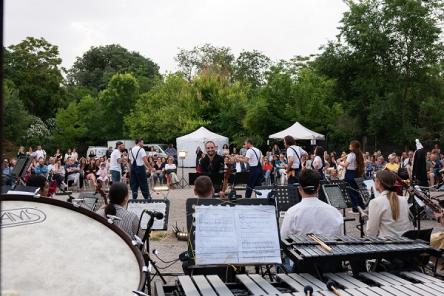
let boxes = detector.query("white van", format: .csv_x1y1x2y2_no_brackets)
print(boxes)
86,146,108,158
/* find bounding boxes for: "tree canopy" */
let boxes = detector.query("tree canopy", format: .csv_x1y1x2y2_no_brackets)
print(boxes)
3,0,444,155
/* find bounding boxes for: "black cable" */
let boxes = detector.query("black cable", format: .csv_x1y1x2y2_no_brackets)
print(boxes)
153,251,180,264
155,259,180,270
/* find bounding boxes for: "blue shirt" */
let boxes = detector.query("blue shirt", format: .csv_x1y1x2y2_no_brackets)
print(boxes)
34,165,48,176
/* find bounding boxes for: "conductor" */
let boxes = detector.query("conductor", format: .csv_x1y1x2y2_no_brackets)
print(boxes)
199,141,225,192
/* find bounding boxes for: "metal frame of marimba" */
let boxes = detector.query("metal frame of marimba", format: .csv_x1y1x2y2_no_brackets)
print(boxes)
155,270,444,296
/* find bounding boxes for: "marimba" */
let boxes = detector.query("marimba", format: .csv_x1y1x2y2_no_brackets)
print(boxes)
282,235,440,274
155,271,444,295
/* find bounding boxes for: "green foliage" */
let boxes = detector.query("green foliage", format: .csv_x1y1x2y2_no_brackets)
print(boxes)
175,44,235,80
67,44,160,93
125,74,206,142
3,80,32,141
99,73,140,139
4,37,65,119
315,0,444,148
233,50,271,87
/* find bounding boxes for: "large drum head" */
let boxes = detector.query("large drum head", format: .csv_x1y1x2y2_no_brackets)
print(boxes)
1,195,144,296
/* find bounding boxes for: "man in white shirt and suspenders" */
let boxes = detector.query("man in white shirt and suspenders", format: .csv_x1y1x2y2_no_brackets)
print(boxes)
237,138,263,198
284,135,308,185
129,139,152,200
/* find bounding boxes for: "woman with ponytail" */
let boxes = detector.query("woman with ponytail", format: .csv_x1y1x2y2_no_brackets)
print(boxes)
339,140,366,213
366,170,410,238
96,182,138,238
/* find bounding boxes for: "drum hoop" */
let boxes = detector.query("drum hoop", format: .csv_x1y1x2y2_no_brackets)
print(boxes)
1,194,146,291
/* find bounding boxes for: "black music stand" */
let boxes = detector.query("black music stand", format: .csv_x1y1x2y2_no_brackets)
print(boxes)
127,199,170,232
322,184,356,235
11,156,32,187
77,192,99,211
184,198,277,282
255,184,300,216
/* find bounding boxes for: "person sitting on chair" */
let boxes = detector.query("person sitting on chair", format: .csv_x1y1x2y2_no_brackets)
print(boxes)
280,169,343,238
96,182,138,238
366,170,410,238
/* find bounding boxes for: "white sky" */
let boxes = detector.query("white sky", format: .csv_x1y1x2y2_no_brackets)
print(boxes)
5,0,348,73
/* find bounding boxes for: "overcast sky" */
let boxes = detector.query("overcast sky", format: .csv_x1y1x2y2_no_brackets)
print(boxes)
5,0,348,73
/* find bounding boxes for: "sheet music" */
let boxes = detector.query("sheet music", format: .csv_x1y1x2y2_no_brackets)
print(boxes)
127,201,167,230
195,205,281,265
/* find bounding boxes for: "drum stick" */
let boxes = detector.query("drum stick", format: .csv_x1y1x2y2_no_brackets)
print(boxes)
304,285,313,296
308,234,332,253
326,280,342,296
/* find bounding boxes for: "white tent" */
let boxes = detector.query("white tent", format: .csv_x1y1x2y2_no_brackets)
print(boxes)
269,122,325,140
176,127,229,167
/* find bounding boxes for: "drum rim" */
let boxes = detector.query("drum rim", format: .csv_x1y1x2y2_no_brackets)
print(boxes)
1,194,146,292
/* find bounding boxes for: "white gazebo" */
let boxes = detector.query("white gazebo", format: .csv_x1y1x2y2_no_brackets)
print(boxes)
176,127,229,167
269,122,325,141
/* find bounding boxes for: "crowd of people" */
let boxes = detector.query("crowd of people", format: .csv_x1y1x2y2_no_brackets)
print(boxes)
194,139,444,189
1,141,180,198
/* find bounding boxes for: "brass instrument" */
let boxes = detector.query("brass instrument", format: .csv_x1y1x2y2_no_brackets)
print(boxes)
408,186,443,213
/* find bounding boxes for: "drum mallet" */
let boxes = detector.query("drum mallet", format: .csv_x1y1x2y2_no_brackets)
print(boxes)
326,280,342,296
304,285,314,296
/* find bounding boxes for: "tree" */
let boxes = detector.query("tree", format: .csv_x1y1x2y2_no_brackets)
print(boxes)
233,50,271,87
3,80,32,141
175,44,235,80
315,0,444,148
4,37,65,119
99,73,140,139
125,74,206,142
67,44,160,93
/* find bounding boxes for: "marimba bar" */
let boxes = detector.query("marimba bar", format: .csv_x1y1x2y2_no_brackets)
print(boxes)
155,271,444,296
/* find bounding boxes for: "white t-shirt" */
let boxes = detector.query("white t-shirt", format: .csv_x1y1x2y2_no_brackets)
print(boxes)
286,145,307,169
280,197,343,239
35,149,46,160
245,147,262,167
110,149,122,172
129,146,147,166
312,156,323,170
346,152,357,170
366,191,411,238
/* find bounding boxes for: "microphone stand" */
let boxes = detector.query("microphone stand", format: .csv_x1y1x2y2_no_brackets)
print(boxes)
140,213,166,295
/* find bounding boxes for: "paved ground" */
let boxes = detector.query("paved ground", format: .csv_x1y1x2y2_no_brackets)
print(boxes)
65,169,444,289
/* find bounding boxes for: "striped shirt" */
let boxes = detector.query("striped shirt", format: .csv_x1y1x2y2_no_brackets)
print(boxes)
96,204,139,238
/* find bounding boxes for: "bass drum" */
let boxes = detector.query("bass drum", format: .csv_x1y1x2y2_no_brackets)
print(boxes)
1,195,145,296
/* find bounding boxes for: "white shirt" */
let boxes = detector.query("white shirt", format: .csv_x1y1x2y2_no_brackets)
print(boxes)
71,151,78,162
280,197,343,239
312,156,323,170
366,191,411,238
129,146,147,166
35,149,46,160
286,145,307,169
245,147,262,167
346,152,357,170
110,149,122,172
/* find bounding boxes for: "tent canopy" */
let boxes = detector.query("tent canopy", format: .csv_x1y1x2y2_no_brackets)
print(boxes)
176,127,229,167
269,122,325,140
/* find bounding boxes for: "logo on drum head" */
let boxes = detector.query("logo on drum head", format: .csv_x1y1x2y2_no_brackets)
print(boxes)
1,208,47,228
